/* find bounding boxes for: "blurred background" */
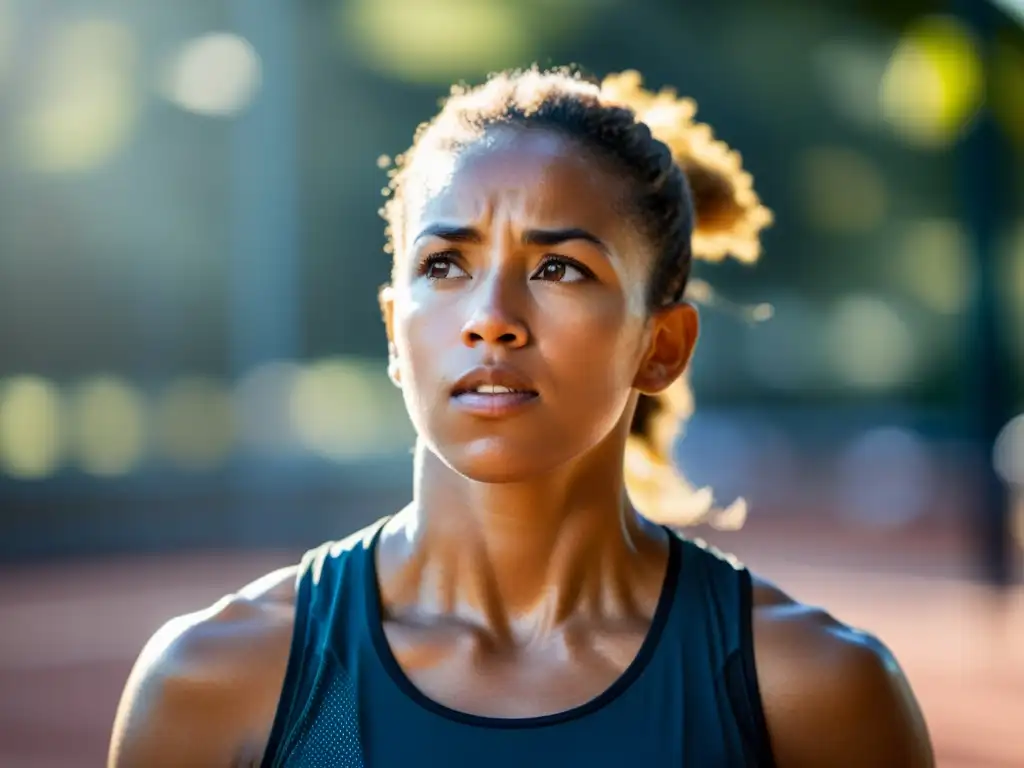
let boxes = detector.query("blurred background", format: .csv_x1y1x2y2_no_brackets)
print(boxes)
0,0,1022,765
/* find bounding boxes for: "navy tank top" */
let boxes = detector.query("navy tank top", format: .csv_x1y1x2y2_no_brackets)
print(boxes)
261,520,776,767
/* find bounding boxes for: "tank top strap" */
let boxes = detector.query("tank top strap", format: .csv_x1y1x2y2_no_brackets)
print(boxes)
669,532,776,767
261,518,387,767
672,535,747,658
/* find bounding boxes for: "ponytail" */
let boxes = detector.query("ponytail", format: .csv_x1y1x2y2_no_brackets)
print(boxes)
601,72,773,528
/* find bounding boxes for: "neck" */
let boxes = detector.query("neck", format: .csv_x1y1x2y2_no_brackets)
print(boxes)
376,433,668,644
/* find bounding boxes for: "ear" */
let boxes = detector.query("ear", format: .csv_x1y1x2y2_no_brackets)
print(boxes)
633,303,699,395
379,284,401,386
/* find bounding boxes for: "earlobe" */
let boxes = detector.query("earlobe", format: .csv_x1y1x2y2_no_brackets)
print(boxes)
633,360,671,395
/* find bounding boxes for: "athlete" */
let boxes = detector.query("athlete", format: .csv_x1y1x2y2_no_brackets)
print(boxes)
108,68,934,767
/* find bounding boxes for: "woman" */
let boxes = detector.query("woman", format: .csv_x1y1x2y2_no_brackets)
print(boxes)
109,68,934,767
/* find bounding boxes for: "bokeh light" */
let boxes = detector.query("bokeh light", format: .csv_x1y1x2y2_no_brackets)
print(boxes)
893,219,972,315
836,427,933,528
290,358,404,460
995,414,1024,487
234,361,302,455
0,376,63,480
154,377,236,470
67,376,147,477
337,0,534,84
18,19,138,173
812,39,888,133
161,33,262,117
879,15,983,150
826,296,916,389
991,0,1024,27
797,146,887,232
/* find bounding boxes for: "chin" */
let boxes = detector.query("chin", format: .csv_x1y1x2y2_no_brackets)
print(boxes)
437,437,562,484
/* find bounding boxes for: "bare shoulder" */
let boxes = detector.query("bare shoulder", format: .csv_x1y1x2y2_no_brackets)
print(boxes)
108,565,300,768
750,576,934,768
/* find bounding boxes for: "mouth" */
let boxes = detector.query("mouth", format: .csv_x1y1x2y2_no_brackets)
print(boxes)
450,366,539,416
452,383,537,396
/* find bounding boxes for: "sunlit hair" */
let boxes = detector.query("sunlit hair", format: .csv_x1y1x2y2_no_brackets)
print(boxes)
380,66,773,528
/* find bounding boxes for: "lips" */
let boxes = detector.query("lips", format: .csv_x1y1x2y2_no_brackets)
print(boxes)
451,365,538,397
450,365,540,417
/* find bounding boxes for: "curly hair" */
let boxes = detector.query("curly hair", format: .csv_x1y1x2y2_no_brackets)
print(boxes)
380,66,773,527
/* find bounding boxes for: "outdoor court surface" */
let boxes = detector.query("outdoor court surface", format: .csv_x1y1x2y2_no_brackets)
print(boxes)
0,519,1021,767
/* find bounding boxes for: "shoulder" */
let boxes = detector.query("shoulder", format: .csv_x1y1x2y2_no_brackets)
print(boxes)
108,564,300,768
750,576,934,768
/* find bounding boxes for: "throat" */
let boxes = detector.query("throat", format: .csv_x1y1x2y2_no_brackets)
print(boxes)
375,505,671,649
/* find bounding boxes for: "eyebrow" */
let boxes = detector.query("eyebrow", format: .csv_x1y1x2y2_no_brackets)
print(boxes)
414,224,610,256
414,224,482,244
523,227,609,255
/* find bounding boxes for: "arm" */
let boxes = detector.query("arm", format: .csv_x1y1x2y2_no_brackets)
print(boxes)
108,567,298,768
752,580,934,768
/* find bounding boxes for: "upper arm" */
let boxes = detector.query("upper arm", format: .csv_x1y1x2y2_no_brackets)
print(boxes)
109,614,236,768
108,567,298,768
752,580,934,768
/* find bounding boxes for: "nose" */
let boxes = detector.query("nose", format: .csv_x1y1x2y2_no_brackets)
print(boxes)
460,274,529,350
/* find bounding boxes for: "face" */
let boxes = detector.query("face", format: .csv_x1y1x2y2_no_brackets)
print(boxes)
382,127,697,483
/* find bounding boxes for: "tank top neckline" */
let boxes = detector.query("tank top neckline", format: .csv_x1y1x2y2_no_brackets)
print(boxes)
362,521,683,730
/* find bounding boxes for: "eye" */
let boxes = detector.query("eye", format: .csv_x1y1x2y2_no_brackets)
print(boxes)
419,252,469,281
531,257,593,283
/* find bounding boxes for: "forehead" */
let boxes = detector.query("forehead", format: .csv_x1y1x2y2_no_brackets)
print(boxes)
403,128,638,245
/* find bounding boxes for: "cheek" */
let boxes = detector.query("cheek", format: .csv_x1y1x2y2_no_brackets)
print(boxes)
392,288,457,399
537,295,646,396
390,306,439,434
394,294,434,375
